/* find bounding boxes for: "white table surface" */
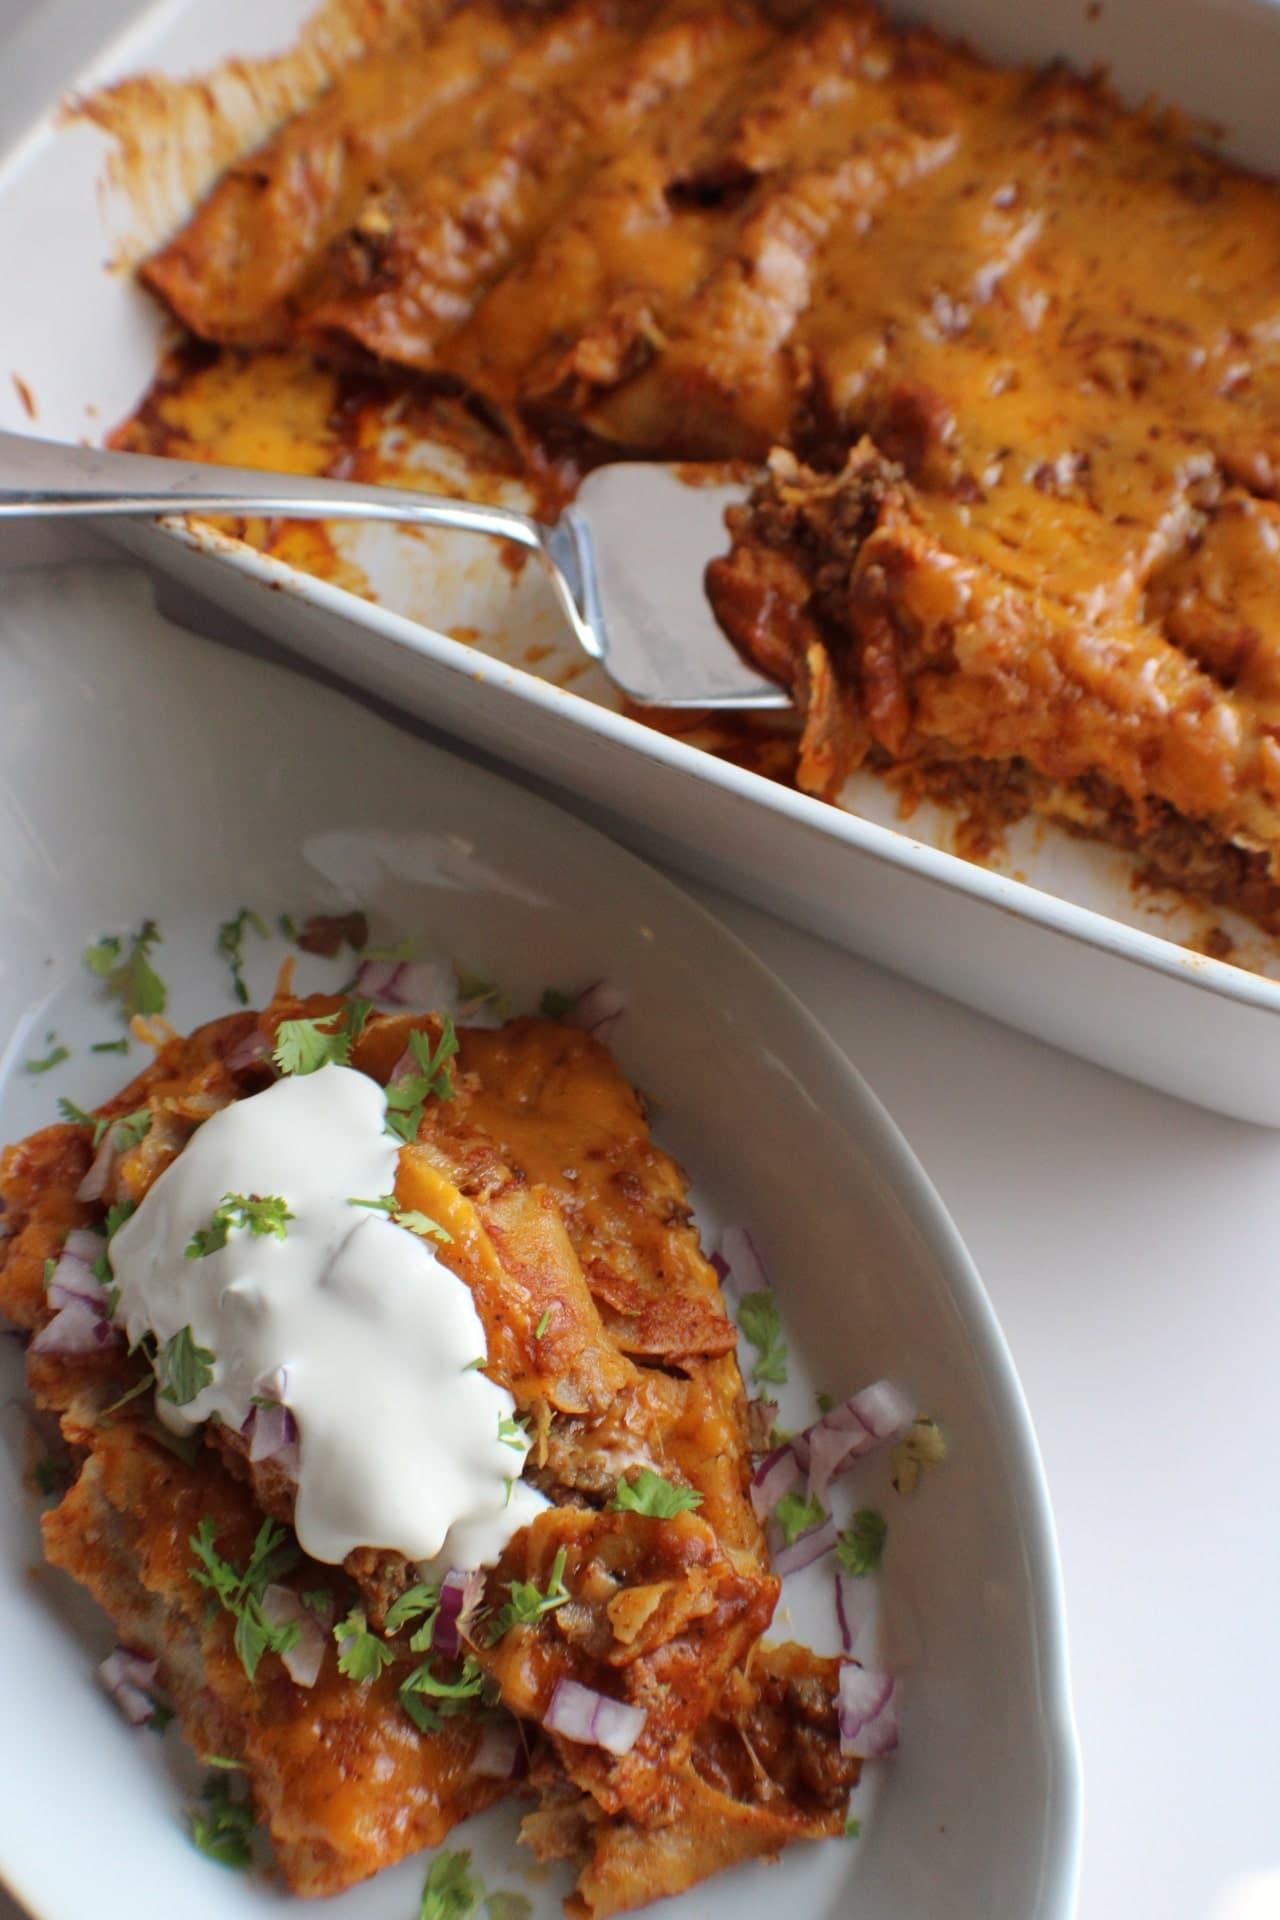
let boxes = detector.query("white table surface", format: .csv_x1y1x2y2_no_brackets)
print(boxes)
2,5,1279,1913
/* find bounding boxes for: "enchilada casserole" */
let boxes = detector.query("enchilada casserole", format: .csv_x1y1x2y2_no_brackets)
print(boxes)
0,987,870,1914
117,0,1280,935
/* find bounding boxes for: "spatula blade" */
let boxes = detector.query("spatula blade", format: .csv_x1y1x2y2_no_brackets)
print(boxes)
568,463,790,710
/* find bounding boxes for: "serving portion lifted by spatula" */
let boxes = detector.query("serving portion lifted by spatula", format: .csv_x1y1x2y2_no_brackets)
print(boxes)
0,431,788,712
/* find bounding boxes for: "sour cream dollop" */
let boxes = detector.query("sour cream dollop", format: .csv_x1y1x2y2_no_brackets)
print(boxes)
111,1063,545,1566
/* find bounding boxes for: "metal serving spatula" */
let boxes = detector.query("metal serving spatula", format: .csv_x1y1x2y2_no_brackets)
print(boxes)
0,431,788,711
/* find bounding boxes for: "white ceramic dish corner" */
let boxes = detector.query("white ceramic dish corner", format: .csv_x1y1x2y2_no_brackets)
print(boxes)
0,564,1080,1920
2,0,1280,1122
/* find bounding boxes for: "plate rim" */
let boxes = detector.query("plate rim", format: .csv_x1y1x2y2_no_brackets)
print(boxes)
0,565,1083,1920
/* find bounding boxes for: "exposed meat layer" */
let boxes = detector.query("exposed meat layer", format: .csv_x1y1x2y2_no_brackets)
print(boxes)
708,444,1280,926
0,994,855,1911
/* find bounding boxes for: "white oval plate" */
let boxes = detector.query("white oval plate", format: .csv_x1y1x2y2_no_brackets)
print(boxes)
0,566,1080,1920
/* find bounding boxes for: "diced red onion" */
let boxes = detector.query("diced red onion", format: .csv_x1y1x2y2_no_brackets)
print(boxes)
567,981,626,1041
800,1381,916,1501
47,1259,109,1320
354,958,452,1009
835,1570,873,1656
63,1228,104,1266
31,1297,118,1356
745,1397,779,1455
261,1584,327,1688
227,1028,272,1073
99,1647,160,1726
436,1566,485,1659
717,1224,769,1297
838,1663,899,1759
75,1132,117,1203
544,1678,646,1756
770,1509,837,1578
243,1399,298,1466
473,1719,521,1779
750,1442,804,1523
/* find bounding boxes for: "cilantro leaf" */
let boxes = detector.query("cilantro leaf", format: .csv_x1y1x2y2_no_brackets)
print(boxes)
188,1770,256,1870
334,1606,395,1682
25,1032,68,1074
273,997,371,1076
108,1107,151,1152
836,1508,887,1577
844,1816,862,1839
348,1193,452,1242
534,1307,551,1339
485,1896,533,1920
772,1489,827,1547
155,1326,216,1406
815,1391,835,1414
348,1193,398,1214
91,1036,130,1055
384,1017,458,1143
105,1199,136,1237
489,1547,569,1641
189,1517,301,1682
419,1849,482,1920
609,1467,703,1518
497,1413,529,1453
216,907,267,1006
455,965,506,1014
384,1583,442,1643
538,987,577,1019
186,1192,293,1259
737,1290,788,1386
890,1415,947,1496
85,918,167,1021
401,1652,487,1709
57,1096,95,1128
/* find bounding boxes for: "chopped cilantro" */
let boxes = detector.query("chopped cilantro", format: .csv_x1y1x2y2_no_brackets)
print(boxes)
91,1036,130,1055
384,1018,458,1143
497,1413,529,1453
148,1702,175,1733
187,1770,255,1870
385,1582,442,1648
815,1391,835,1414
485,1896,533,1920
186,1192,293,1259
84,918,167,1022
347,1193,451,1242
464,1357,486,1372
277,912,299,942
455,965,506,1014
419,1849,482,1920
398,1209,451,1242
216,907,267,1006
538,987,577,1019
836,1508,887,1577
891,1415,947,1495
273,997,371,1076
155,1325,216,1406
201,1754,246,1770
57,1096,94,1128
772,1489,827,1547
190,1516,301,1682
32,1455,67,1497
108,1108,151,1152
737,1290,788,1386
301,1589,332,1617
334,1606,395,1683
844,1816,862,1840
534,1307,551,1339
489,1547,569,1641
24,1032,68,1074
105,1198,135,1237
610,1467,703,1518
401,1652,487,1708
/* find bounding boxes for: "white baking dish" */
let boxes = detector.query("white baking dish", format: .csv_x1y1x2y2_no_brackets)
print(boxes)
5,0,1280,1122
